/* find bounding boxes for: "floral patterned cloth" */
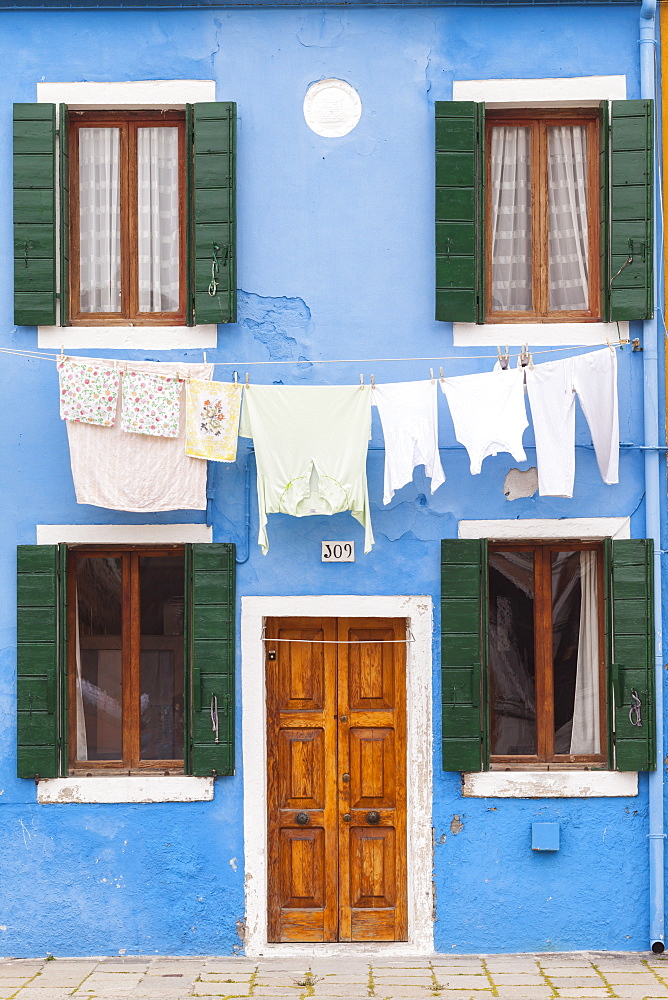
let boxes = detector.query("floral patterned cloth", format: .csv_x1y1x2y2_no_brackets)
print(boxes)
58,359,121,427
185,380,242,461
121,371,182,438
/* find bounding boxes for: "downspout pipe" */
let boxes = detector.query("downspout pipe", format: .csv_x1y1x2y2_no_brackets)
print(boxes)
640,0,665,956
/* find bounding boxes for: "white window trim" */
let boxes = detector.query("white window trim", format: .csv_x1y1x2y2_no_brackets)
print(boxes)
37,775,214,804
36,80,219,350
451,75,627,347
35,521,212,803
241,595,434,957
458,514,636,798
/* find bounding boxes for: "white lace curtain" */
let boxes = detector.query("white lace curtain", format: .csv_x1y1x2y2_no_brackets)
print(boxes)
490,124,589,313
78,125,180,314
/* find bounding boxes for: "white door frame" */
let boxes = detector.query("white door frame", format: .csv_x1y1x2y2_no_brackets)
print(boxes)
241,595,434,956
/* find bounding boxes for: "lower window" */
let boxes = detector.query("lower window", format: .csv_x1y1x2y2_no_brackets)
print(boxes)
488,542,605,765
69,547,185,769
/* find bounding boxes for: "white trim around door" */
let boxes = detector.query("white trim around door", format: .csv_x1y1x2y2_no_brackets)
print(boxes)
241,594,434,957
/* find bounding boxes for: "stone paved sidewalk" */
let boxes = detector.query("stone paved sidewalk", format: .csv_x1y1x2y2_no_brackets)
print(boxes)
2,953,668,1000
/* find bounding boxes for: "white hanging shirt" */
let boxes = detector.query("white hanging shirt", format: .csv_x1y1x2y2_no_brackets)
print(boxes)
239,384,374,554
525,348,619,497
439,367,528,474
372,379,445,504
65,359,213,512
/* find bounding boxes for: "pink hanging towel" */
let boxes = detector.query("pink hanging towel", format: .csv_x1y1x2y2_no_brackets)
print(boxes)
58,359,121,427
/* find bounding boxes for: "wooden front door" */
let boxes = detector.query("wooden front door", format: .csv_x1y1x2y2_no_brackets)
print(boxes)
266,617,407,943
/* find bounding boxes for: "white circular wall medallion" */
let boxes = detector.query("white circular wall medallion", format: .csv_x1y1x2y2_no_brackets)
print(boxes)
303,79,362,138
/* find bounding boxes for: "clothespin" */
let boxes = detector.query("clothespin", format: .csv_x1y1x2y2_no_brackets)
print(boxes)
233,371,239,384
245,372,250,388
371,374,376,388
519,342,531,368
606,338,614,354
429,368,435,384
359,374,364,389
439,367,445,383
203,351,207,364
497,345,510,371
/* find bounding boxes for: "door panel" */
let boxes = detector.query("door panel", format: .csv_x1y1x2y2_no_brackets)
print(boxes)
266,616,407,943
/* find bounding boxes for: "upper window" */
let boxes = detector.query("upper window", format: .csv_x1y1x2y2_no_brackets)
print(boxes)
69,111,186,326
13,101,237,329
435,99,654,325
486,109,600,323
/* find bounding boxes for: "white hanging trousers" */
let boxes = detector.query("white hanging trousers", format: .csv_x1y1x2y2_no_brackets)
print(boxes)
372,380,446,504
439,366,528,474
525,347,619,497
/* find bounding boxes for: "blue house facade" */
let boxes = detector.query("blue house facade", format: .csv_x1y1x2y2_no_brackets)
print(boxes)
0,0,665,958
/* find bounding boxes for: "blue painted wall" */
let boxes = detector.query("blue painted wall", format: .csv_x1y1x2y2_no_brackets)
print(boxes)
0,1,660,957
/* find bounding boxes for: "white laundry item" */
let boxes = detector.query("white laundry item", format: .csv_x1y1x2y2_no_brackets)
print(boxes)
372,380,446,504
525,348,618,497
65,359,213,511
238,384,374,554
439,367,528,474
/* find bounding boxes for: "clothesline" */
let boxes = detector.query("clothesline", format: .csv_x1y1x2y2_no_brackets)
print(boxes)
0,338,630,374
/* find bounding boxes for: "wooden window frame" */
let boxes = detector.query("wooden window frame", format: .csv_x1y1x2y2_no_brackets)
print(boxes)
66,545,186,774
488,540,607,769
485,108,601,324
68,110,187,327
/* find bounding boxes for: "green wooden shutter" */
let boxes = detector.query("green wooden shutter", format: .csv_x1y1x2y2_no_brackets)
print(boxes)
13,104,57,326
58,104,69,328
608,99,654,321
17,545,62,778
435,101,484,323
186,543,235,776
610,538,655,771
599,100,610,322
441,538,486,771
190,102,236,325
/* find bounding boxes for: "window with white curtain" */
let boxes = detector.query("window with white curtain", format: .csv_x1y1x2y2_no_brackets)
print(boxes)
70,111,185,325
488,541,606,765
486,109,600,323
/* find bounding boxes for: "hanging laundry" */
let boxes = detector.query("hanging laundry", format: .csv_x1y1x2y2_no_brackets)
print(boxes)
58,359,121,427
439,367,528,474
372,379,445,504
525,347,618,497
185,380,242,462
121,370,182,438
239,384,374,554
64,359,213,512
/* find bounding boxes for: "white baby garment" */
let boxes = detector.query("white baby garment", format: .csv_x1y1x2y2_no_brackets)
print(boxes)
440,367,528,474
239,384,374,554
372,380,445,504
65,359,213,511
525,347,618,497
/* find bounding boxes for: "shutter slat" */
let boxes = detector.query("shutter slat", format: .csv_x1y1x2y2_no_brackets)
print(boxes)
187,543,235,776
13,104,57,326
435,101,483,323
59,104,69,327
609,100,653,321
192,102,236,325
441,538,486,771
17,545,60,778
611,539,655,771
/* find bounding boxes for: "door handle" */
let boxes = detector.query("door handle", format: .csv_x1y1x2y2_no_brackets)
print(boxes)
366,811,381,825
295,812,309,825
342,773,350,783
343,814,351,823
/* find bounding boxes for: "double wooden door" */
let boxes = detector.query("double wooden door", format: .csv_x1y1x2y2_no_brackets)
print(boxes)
265,617,407,943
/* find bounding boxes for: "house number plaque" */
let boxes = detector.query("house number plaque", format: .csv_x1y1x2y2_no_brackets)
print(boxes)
321,541,355,562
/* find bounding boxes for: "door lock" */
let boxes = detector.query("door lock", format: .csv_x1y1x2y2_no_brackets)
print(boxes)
267,650,276,661
342,773,350,783
366,811,381,825
295,812,309,825
343,814,351,822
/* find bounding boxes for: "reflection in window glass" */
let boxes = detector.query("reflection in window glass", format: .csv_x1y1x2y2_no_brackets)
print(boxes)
76,557,123,761
139,555,185,760
488,551,536,755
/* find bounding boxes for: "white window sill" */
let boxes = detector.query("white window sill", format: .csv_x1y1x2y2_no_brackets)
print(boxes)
462,771,638,798
453,321,629,348
37,325,217,350
36,775,214,804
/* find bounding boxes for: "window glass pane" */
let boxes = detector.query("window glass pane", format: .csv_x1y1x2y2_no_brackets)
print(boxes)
137,127,180,313
548,125,589,311
78,128,121,313
490,126,532,312
76,557,123,761
489,551,536,754
552,550,600,754
139,554,185,760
